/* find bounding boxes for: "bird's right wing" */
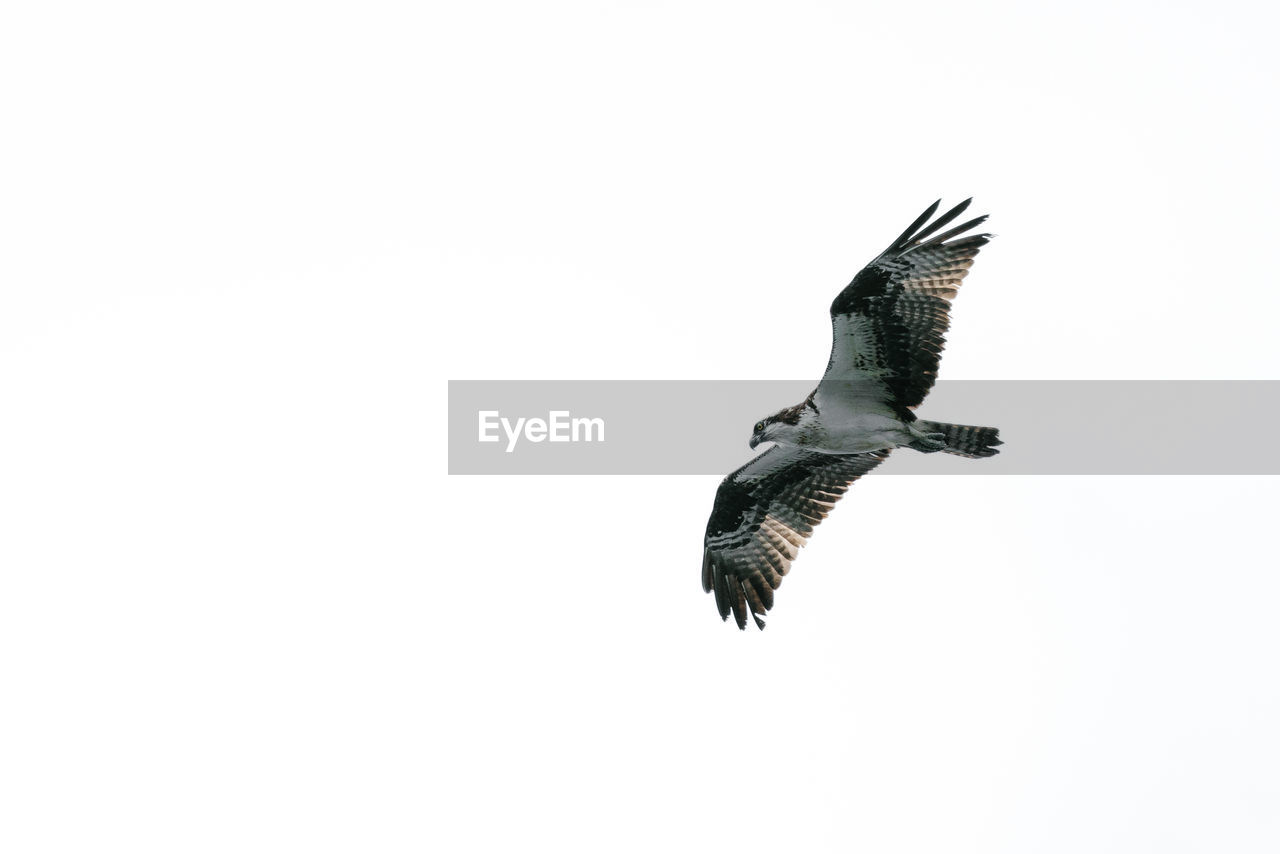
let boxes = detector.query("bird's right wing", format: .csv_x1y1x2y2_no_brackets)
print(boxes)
702,445,891,629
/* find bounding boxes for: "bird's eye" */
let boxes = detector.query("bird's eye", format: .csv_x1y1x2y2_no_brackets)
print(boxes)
754,421,765,432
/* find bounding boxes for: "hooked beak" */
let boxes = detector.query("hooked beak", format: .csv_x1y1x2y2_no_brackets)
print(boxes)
749,434,761,450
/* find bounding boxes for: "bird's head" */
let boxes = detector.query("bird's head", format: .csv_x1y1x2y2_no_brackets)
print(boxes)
749,413,801,449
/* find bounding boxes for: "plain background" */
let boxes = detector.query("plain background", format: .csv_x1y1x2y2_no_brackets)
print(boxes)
3,2,1279,852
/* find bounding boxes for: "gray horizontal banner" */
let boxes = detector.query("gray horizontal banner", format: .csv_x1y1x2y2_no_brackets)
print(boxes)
448,380,1280,475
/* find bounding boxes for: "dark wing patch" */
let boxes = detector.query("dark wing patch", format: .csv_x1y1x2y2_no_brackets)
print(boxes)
826,199,991,409
702,446,890,629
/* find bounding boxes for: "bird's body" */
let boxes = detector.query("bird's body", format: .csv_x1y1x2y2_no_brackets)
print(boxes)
763,400,919,454
702,199,1002,629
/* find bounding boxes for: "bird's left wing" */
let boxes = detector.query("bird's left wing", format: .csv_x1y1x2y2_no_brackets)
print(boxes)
702,445,891,629
819,199,992,414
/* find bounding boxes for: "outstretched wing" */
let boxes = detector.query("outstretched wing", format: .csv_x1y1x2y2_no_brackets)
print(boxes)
702,446,890,629
820,199,991,413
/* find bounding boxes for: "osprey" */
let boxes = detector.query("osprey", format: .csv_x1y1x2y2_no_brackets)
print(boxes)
702,199,1001,629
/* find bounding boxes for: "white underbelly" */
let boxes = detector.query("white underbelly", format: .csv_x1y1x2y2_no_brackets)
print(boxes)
817,413,912,453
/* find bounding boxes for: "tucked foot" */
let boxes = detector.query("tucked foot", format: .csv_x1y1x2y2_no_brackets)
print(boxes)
906,423,948,453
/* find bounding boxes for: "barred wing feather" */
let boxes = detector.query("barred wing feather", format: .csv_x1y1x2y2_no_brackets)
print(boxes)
821,199,992,413
702,446,890,629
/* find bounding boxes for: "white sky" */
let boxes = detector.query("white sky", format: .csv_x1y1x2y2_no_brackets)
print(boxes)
2,2,1279,852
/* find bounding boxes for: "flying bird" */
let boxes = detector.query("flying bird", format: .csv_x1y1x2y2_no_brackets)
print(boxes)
702,199,1002,629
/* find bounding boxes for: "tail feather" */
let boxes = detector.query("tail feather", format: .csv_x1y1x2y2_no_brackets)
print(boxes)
916,420,1002,458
